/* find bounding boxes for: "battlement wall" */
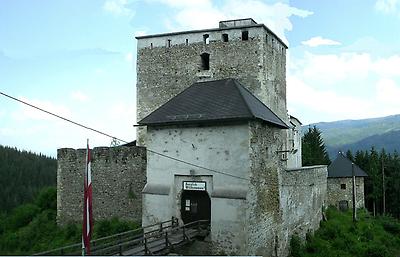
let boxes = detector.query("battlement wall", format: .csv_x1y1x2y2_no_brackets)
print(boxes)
57,146,146,225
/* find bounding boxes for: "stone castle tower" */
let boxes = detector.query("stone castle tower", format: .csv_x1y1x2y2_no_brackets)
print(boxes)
136,18,288,145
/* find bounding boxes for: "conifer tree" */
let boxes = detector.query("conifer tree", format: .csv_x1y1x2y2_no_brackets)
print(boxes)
302,126,331,166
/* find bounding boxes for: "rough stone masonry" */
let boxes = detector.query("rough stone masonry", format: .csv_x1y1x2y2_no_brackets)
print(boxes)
56,146,146,225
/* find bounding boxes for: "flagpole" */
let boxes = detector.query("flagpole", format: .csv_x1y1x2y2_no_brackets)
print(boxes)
82,138,91,256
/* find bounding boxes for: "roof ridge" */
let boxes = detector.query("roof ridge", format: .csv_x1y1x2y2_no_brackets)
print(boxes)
234,80,288,128
232,80,254,118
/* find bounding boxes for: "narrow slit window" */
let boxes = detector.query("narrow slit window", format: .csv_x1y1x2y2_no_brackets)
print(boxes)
242,31,248,41
167,39,171,47
150,43,153,49
266,34,268,43
203,34,210,44
185,39,188,45
222,33,228,42
200,53,210,70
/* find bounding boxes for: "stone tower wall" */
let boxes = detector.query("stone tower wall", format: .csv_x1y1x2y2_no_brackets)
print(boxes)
57,146,146,225
136,24,287,145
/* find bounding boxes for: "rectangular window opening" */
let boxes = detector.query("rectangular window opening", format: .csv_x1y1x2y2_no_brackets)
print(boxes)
222,33,229,42
242,31,249,41
185,39,188,45
341,184,346,190
203,34,210,44
167,39,171,47
200,53,210,70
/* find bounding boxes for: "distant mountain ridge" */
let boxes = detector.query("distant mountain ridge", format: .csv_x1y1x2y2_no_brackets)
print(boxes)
303,114,400,158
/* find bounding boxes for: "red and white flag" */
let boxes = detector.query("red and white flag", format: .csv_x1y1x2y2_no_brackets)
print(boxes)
82,139,93,255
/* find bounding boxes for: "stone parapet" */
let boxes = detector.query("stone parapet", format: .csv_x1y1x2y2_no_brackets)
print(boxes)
56,146,146,225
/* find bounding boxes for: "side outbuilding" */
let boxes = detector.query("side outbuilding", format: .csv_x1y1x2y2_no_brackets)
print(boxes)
327,152,368,210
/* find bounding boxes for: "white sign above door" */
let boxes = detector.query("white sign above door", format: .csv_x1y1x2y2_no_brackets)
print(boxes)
183,181,206,191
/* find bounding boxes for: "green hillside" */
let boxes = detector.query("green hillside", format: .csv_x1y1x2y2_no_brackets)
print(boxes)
0,145,57,212
304,114,400,158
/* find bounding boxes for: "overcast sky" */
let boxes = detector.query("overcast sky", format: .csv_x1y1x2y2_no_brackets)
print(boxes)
1,0,400,156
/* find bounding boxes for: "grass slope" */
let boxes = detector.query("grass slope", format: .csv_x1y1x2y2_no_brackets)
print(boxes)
290,208,400,257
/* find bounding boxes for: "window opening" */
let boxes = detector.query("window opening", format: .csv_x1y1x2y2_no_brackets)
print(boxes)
203,34,210,44
185,39,188,45
222,33,229,42
266,34,268,43
200,53,210,70
341,184,346,190
242,31,249,41
167,39,171,47
150,43,153,49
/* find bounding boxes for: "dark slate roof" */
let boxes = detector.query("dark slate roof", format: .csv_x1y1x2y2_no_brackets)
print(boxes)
138,78,288,128
328,153,368,178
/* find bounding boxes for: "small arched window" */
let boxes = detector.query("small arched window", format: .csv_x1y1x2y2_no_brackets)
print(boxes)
200,53,210,70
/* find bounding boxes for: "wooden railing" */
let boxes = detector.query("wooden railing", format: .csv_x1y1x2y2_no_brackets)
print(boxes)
33,218,209,256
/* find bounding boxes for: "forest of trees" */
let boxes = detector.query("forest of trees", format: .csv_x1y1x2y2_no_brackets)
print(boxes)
302,126,400,219
346,148,400,218
0,145,57,212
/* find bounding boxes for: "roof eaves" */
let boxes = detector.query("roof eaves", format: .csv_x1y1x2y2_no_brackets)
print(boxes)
138,116,253,127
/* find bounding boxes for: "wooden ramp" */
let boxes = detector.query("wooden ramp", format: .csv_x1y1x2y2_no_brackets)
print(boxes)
34,218,209,256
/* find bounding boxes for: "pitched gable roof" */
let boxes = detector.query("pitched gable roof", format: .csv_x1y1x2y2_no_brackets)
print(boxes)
328,153,368,178
138,78,288,128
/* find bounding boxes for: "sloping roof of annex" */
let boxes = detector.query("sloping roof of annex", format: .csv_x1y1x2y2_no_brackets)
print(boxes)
328,152,368,178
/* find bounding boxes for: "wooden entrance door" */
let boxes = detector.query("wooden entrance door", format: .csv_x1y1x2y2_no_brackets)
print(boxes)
181,190,211,224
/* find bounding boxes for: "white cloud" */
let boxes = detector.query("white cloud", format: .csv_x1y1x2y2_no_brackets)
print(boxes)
301,36,341,47
373,55,400,77
103,0,134,17
375,0,400,14
287,76,374,123
156,0,313,44
288,49,400,123
290,52,371,86
71,91,89,102
376,78,400,105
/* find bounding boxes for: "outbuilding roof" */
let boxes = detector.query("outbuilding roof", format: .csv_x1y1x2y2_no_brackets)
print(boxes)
138,78,288,128
328,153,368,178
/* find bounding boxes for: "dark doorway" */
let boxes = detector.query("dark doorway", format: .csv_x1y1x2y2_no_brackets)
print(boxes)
339,200,349,211
181,190,211,224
